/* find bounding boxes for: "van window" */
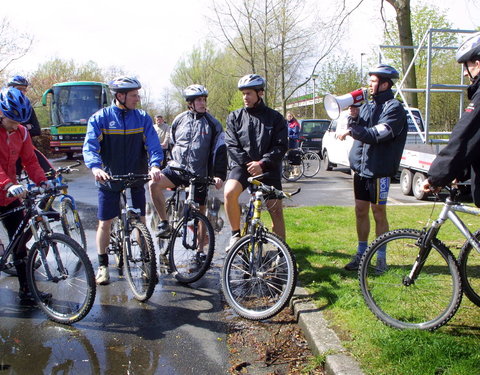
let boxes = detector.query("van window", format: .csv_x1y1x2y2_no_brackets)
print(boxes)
300,120,330,137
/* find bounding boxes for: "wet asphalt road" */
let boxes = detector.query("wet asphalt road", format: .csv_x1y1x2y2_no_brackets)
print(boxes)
0,156,432,374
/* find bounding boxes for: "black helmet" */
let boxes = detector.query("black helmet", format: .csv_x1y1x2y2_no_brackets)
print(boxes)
109,76,141,93
7,75,29,87
456,32,480,63
237,74,266,91
368,64,399,83
183,84,208,102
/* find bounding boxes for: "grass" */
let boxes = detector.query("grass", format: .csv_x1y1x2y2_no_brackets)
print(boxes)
282,204,480,375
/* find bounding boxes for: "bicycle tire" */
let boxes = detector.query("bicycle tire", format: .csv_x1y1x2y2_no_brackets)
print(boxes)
123,221,157,301
221,232,297,321
27,233,96,324
458,230,480,307
60,198,87,251
281,158,304,182
358,229,462,331
168,211,215,284
302,151,321,178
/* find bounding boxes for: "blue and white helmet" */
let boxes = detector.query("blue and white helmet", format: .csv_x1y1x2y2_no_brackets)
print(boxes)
7,75,29,87
368,64,399,84
183,84,208,102
0,86,32,122
237,74,266,91
109,76,141,93
456,32,480,63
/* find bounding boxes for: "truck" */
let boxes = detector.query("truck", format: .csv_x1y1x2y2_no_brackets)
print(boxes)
42,81,113,159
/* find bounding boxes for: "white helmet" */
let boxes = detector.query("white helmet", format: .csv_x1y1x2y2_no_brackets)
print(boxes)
456,32,480,63
109,76,142,93
237,74,266,91
183,84,208,102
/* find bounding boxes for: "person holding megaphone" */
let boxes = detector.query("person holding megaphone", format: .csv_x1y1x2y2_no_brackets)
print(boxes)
335,64,408,273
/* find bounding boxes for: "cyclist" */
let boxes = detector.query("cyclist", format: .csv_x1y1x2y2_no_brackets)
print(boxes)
148,84,227,245
8,75,54,176
0,86,52,303
338,64,407,272
224,74,288,250
83,76,163,285
423,32,480,205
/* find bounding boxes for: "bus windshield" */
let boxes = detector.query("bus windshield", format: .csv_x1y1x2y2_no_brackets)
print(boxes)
52,85,103,125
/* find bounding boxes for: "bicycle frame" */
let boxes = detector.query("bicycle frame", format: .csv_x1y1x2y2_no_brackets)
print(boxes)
406,194,480,285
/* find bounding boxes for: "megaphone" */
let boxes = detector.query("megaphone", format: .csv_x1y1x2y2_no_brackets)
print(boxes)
323,88,367,119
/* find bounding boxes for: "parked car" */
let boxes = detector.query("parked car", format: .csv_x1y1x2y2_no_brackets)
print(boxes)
321,107,425,172
298,119,330,153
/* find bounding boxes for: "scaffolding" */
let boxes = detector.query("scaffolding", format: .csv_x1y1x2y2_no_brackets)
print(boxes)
379,28,477,144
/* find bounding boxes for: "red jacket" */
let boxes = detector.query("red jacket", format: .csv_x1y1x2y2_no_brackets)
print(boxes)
0,125,46,206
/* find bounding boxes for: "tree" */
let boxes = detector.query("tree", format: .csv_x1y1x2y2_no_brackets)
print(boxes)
0,17,33,75
210,0,347,115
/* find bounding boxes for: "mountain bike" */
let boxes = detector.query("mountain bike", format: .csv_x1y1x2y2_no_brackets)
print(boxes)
16,160,86,249
221,175,299,320
0,186,96,324
108,174,157,301
357,186,478,331
157,167,215,284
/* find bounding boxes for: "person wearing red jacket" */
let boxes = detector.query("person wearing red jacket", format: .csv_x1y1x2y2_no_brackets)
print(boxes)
0,86,51,304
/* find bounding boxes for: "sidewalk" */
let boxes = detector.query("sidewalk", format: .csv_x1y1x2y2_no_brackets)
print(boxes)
290,287,364,375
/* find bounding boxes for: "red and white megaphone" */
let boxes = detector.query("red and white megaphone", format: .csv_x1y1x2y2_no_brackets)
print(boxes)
323,88,367,119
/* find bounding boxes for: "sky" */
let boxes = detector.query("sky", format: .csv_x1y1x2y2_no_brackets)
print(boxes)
1,0,479,104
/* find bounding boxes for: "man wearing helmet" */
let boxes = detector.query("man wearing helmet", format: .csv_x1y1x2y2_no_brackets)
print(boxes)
338,64,407,272
0,86,52,303
224,74,288,250
148,84,227,246
423,32,480,205
83,76,164,285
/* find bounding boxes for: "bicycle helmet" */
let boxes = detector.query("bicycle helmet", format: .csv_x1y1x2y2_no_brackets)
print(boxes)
456,32,480,63
183,84,208,102
368,64,399,83
108,76,142,93
7,75,29,87
237,74,266,91
0,86,32,122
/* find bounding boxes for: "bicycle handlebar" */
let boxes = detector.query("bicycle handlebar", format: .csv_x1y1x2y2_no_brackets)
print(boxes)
169,166,215,185
247,176,301,199
110,173,152,183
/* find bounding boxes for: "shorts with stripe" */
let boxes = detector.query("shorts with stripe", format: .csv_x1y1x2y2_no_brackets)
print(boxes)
353,174,390,205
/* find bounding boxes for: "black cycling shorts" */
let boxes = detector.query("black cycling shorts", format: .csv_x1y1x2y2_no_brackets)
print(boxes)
228,166,282,194
353,173,390,205
162,166,208,205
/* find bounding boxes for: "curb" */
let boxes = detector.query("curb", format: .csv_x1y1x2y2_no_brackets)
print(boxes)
290,287,364,375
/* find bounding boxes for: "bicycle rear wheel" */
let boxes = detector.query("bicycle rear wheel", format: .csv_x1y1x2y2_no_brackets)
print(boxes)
60,198,87,251
221,232,297,320
282,158,304,182
168,211,215,283
27,233,96,324
302,151,321,178
358,229,462,330
458,230,480,307
123,221,156,301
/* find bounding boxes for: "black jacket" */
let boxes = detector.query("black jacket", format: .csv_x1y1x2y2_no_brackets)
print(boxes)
428,76,480,206
348,89,407,178
225,100,288,179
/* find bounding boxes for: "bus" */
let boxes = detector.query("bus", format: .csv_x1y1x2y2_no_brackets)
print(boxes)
42,81,113,159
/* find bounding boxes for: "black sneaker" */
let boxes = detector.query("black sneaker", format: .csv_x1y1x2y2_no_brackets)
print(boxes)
18,289,52,305
344,254,361,271
156,222,172,238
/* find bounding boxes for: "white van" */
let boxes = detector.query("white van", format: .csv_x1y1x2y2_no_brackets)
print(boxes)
321,108,425,171
321,111,353,171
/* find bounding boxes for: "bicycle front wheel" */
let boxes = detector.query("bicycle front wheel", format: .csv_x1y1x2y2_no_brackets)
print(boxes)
169,211,215,284
123,221,157,301
302,151,321,178
27,233,96,324
359,229,462,330
458,230,480,307
60,198,87,251
282,158,304,182
221,232,297,321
